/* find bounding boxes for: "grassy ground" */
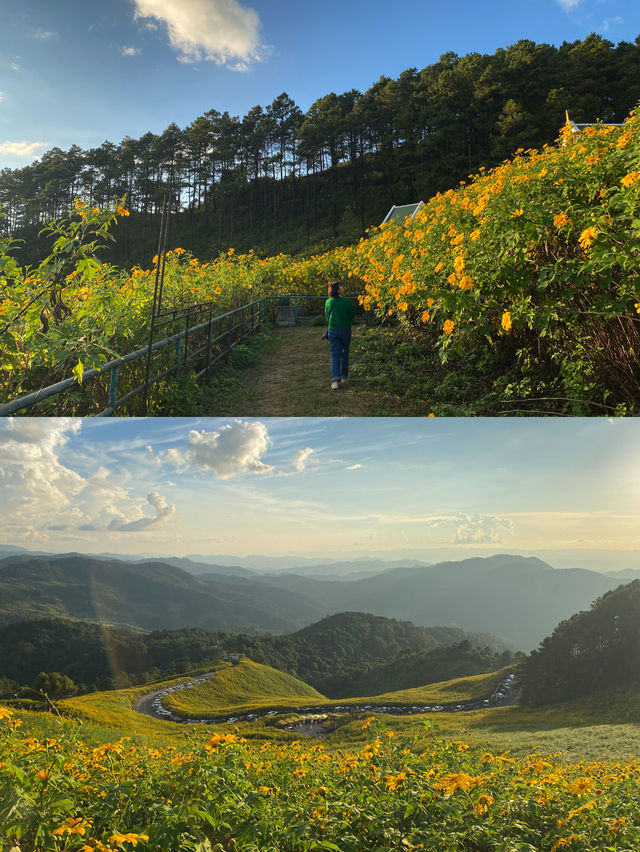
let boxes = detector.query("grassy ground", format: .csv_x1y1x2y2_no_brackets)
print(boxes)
163,659,325,718
23,663,640,763
199,321,436,416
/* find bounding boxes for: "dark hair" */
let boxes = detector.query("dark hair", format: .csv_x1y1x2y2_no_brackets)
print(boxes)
328,281,341,298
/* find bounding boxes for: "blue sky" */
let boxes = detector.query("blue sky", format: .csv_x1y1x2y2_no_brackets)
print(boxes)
0,0,638,170
1,416,639,569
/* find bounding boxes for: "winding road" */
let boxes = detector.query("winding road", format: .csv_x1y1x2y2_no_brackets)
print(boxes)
133,670,518,733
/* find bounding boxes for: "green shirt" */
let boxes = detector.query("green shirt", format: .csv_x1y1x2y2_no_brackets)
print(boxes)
325,296,355,330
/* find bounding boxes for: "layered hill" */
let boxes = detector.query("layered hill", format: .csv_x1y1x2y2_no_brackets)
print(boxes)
0,552,627,650
0,553,321,632
0,611,507,694
221,611,515,693
258,555,623,649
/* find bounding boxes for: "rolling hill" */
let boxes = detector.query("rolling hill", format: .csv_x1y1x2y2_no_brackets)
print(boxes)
0,553,322,632
161,658,326,718
0,551,628,650
258,554,624,649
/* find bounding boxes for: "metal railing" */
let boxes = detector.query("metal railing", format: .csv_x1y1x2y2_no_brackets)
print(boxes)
0,293,340,416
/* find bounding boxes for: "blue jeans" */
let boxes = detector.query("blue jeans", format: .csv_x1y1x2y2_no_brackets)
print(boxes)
328,328,351,381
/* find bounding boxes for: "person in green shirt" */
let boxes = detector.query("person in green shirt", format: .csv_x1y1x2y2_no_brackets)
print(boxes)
325,281,355,389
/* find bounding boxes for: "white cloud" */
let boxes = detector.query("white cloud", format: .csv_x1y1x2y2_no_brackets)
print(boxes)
346,463,362,470
129,0,263,70
0,141,48,158
555,0,583,9
33,29,57,41
453,513,515,545
0,420,175,540
166,420,272,478
295,447,314,472
109,491,175,531
602,16,623,31
122,45,141,56
0,93,4,103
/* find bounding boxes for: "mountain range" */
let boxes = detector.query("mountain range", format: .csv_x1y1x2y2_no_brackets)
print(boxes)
0,550,631,648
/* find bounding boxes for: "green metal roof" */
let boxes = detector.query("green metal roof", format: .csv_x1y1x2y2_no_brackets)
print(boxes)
382,202,425,225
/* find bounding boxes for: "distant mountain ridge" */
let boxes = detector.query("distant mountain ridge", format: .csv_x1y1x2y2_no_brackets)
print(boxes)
0,550,629,648
0,553,319,632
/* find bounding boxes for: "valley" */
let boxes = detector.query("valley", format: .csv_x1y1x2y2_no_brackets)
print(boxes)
3,545,640,850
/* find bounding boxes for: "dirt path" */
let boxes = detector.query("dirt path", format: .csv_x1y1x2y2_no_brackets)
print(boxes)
203,322,433,417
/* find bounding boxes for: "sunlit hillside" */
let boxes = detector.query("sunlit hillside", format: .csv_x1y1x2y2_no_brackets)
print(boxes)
2,107,640,412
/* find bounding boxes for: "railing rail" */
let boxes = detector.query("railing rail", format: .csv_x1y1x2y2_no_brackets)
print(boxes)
0,293,346,416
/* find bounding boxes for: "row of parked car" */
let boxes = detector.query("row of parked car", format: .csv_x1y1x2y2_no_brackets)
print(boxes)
147,671,517,726
149,673,217,723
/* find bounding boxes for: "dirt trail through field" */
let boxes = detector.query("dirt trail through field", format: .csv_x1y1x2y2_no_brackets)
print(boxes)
202,323,432,417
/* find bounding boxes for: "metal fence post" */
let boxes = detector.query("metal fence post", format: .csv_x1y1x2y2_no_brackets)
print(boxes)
175,338,182,374
183,307,190,370
206,312,214,377
108,367,120,415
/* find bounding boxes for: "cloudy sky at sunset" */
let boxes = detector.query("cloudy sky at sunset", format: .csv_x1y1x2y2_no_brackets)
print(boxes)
2,416,640,570
1,0,638,169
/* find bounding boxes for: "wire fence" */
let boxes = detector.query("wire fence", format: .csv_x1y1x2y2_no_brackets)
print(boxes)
0,294,339,416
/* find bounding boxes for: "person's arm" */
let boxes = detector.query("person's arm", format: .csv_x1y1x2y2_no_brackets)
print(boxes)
325,298,333,321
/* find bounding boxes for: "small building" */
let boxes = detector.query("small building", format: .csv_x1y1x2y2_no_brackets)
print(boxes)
564,110,623,134
381,202,425,225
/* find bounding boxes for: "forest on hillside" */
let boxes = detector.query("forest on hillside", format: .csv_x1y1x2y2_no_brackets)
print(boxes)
2,34,640,266
0,612,518,696
519,580,640,706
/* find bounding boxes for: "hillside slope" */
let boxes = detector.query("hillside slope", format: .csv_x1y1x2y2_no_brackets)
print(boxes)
161,658,325,718
0,553,323,632
259,555,622,648
519,579,640,706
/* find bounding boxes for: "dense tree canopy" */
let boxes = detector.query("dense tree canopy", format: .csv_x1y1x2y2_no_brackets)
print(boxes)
519,580,640,706
0,612,513,696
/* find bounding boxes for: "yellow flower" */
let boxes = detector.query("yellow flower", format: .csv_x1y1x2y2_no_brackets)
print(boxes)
53,817,92,836
436,772,482,794
621,171,640,187
384,771,408,790
578,227,597,250
568,777,593,795
421,310,430,323
501,311,512,332
443,319,454,335
470,229,481,241
0,706,13,719
475,794,495,815
511,208,524,218
550,836,581,851
453,255,465,275
174,247,186,255
116,205,130,217
108,833,149,847
553,212,571,228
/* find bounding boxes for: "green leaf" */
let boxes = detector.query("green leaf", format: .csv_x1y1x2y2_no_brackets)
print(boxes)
72,359,84,384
